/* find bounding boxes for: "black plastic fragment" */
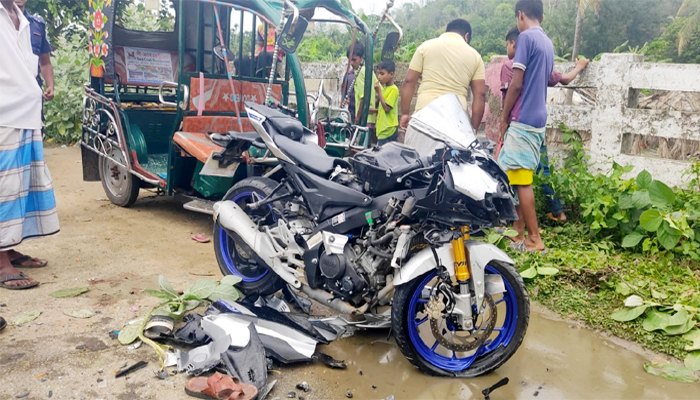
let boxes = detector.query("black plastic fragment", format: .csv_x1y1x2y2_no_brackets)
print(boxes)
115,361,148,378
482,377,509,400
312,352,347,369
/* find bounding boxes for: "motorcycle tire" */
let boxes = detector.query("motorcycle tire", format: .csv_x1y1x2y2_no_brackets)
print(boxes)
392,261,529,377
214,177,286,297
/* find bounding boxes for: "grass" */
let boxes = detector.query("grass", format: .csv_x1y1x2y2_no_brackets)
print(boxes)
511,222,700,361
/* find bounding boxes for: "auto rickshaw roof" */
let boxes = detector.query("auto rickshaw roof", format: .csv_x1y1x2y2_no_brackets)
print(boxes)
192,0,367,31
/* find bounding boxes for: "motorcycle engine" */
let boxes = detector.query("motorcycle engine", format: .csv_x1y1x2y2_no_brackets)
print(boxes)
318,244,367,303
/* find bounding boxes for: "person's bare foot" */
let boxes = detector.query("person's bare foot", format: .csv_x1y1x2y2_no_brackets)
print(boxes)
0,251,38,288
558,212,567,222
524,237,545,252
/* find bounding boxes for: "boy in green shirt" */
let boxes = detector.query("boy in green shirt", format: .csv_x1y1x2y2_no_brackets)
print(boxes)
374,60,399,145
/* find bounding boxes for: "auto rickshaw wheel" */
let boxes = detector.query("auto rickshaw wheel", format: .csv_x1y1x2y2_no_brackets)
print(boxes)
98,147,140,207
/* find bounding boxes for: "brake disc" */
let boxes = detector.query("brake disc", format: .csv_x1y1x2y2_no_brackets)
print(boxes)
428,292,497,352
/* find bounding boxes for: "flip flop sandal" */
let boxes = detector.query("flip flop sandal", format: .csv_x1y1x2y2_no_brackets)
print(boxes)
0,272,39,290
0,316,6,332
508,241,527,252
185,372,258,400
11,255,48,269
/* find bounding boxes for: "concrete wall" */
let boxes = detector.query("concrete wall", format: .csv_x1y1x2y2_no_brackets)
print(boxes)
300,54,700,186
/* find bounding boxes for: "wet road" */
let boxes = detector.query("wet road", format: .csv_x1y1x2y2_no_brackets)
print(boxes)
0,147,698,400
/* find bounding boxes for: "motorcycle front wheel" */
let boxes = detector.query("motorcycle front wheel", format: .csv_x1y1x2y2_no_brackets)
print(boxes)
214,177,286,296
391,261,529,377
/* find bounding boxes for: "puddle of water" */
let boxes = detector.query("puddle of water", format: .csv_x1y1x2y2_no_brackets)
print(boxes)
273,306,700,400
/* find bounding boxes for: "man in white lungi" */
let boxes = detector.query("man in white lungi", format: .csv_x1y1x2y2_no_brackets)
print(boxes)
0,0,59,290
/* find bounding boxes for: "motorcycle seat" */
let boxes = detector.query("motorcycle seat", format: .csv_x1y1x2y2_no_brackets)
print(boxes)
274,134,335,177
245,102,305,141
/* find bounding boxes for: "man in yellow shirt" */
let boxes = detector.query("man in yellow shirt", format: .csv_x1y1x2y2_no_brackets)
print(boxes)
400,19,486,133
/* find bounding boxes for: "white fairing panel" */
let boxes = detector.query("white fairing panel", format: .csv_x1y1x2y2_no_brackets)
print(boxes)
403,94,477,157
448,161,499,201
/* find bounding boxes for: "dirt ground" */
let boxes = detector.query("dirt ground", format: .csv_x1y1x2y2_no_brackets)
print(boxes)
1,147,700,400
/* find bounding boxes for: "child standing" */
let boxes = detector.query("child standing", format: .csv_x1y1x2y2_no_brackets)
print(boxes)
374,60,399,146
501,26,590,223
498,0,554,253
348,42,378,144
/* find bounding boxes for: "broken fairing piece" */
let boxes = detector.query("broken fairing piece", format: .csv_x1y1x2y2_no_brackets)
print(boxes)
283,285,312,314
220,324,268,391
255,295,291,313
204,312,318,364
258,379,277,400
165,352,178,368
312,352,347,369
482,377,509,400
177,323,232,375
173,314,210,346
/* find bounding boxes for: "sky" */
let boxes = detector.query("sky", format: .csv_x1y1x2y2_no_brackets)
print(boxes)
349,0,422,15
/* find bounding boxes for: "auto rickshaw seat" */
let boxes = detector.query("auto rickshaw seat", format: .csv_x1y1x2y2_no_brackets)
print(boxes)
173,131,224,163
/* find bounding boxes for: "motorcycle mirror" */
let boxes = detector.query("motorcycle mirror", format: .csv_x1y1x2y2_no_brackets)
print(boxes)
277,16,309,54
381,32,400,61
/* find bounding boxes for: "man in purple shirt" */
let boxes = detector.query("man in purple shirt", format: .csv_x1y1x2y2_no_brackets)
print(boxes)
501,26,590,223
497,0,554,253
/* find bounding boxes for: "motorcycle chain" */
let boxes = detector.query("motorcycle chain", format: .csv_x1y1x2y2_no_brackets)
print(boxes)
429,293,497,352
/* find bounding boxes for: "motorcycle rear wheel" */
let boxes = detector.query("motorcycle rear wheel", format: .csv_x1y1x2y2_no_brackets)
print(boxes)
214,177,286,296
391,261,529,377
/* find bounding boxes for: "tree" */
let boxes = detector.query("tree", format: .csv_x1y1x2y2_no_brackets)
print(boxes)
26,0,89,43
571,0,599,61
677,0,700,55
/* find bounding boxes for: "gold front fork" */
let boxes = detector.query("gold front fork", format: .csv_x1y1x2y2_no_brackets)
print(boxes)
452,227,471,282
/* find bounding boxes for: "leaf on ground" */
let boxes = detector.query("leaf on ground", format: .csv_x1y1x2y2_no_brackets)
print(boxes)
684,329,700,345
536,266,559,276
50,287,89,298
611,305,649,322
520,266,537,279
644,362,699,383
642,308,671,331
184,279,217,299
145,289,172,300
667,309,690,326
615,282,631,296
118,321,143,345
624,295,645,307
686,352,700,371
220,275,243,286
11,311,41,325
63,309,96,319
159,275,178,298
663,317,696,336
208,283,243,302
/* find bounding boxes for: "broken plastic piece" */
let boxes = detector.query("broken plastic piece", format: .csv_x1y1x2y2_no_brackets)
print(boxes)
482,377,509,400
144,315,174,340
220,324,268,391
312,352,347,369
283,286,312,314
115,361,148,378
191,234,211,243
174,314,211,346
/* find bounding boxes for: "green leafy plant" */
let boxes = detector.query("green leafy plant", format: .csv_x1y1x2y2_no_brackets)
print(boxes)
44,34,89,143
118,275,243,368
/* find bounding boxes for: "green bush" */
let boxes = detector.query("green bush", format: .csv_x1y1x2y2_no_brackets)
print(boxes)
44,34,89,143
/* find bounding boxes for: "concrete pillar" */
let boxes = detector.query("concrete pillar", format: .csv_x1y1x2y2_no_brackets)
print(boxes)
589,54,644,166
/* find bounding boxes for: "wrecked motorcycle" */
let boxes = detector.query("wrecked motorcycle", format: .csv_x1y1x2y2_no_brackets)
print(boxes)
212,94,529,377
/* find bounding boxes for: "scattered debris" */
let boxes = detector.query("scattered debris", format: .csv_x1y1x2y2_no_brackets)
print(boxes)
346,389,353,398
482,377,509,400
312,353,346,369
189,272,216,277
108,330,119,340
371,385,377,389
287,391,297,398
358,370,363,376
115,361,148,378
98,369,104,374
33,373,45,379
63,309,96,319
97,378,104,383
48,390,52,398
11,311,41,326
144,315,174,340
295,382,310,392
191,234,211,243
14,391,29,399
76,345,85,350
50,287,89,298
155,370,169,380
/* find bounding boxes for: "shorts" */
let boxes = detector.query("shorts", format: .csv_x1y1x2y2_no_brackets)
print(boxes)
506,168,533,186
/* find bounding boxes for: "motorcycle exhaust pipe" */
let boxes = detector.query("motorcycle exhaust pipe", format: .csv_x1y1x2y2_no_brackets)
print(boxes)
299,285,369,315
213,200,302,288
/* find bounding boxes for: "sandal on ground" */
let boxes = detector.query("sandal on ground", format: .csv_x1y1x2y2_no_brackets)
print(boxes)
0,272,39,290
11,255,48,269
508,241,548,255
0,316,6,332
185,372,258,400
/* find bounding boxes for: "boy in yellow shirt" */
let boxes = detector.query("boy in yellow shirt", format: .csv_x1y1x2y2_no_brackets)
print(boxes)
374,60,399,145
